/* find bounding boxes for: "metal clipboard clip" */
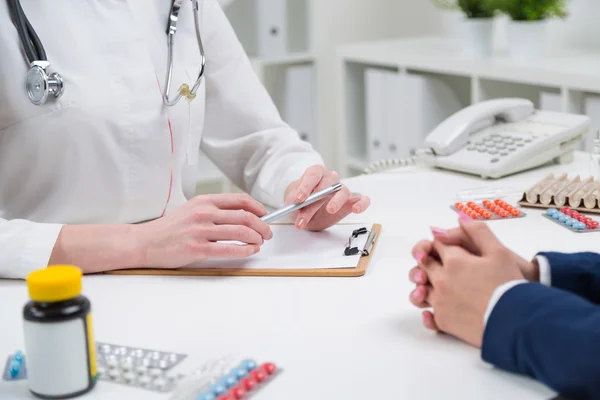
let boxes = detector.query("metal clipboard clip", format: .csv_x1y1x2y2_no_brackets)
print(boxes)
344,227,378,257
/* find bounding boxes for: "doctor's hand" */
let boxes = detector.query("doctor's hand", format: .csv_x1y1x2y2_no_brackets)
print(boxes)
284,165,371,231
137,194,272,268
411,220,525,348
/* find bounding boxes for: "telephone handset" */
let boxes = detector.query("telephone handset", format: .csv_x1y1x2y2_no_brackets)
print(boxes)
364,98,591,179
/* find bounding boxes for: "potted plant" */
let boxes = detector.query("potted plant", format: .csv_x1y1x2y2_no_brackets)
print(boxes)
487,0,568,60
433,0,499,58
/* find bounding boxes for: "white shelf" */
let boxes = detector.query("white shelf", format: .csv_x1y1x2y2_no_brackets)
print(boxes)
338,37,600,92
338,36,600,177
250,52,315,67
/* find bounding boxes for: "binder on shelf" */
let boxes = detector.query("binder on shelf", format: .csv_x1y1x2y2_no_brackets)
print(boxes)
585,95,600,152
284,65,316,146
385,72,407,159
380,73,463,161
256,0,288,57
539,91,562,112
365,68,388,162
105,223,382,278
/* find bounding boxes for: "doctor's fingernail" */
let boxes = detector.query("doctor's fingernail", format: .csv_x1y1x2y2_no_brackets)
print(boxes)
297,218,305,229
296,193,306,202
430,227,448,236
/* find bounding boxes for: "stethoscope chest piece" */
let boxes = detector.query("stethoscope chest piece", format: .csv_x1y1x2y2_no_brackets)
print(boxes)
26,63,64,106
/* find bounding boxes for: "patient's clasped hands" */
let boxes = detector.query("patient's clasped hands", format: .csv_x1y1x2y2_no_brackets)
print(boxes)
408,217,541,347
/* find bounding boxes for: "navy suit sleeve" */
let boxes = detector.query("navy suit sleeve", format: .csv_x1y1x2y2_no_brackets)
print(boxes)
482,283,600,400
538,252,600,304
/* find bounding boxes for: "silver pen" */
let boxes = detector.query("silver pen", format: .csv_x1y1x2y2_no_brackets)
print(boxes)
260,183,343,224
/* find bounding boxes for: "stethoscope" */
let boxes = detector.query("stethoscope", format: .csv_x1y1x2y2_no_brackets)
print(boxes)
7,0,206,107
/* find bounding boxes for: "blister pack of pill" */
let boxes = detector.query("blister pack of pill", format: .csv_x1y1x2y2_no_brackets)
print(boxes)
169,358,280,400
1,351,26,381
451,199,525,220
543,208,600,233
96,342,188,393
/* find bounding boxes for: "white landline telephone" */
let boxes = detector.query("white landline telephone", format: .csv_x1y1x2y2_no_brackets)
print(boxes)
364,98,591,178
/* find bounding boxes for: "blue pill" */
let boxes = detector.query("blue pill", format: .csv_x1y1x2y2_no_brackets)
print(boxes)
13,351,23,362
566,218,576,227
219,374,238,389
240,359,258,372
9,361,20,378
552,212,562,220
196,393,216,400
558,214,569,222
231,367,248,380
547,209,557,216
576,222,586,230
210,384,226,396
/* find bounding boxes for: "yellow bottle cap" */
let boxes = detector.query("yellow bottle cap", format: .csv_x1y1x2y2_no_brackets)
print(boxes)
26,265,83,302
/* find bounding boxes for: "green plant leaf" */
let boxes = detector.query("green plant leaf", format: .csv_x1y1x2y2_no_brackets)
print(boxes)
484,0,568,21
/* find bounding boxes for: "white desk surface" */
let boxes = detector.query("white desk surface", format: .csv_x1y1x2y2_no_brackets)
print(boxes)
2,153,597,400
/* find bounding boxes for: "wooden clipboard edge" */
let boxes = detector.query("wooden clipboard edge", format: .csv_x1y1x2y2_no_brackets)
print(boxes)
105,223,382,278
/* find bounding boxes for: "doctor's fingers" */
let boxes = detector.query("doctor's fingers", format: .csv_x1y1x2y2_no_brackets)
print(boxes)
293,177,338,229
294,165,327,202
325,183,352,214
210,210,273,240
350,194,370,214
204,193,267,217
203,242,260,259
206,225,265,245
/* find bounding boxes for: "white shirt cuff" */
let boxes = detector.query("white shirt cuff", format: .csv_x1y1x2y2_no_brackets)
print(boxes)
536,255,552,286
483,279,528,326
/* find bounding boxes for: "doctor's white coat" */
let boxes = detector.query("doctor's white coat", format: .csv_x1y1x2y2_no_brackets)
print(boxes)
0,0,323,278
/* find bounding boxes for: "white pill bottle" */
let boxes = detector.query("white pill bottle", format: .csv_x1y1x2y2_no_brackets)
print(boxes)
23,265,98,398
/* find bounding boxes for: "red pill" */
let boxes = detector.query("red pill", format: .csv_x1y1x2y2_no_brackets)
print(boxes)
588,221,599,229
582,217,593,224
561,207,571,213
218,396,234,400
467,201,476,208
482,212,492,219
261,363,276,375
229,387,246,399
511,209,521,216
576,214,587,222
494,199,502,205
455,202,463,208
250,370,266,383
499,211,509,218
483,200,492,206
240,377,257,391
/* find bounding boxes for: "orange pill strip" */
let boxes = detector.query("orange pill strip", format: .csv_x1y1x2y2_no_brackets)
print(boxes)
452,199,525,221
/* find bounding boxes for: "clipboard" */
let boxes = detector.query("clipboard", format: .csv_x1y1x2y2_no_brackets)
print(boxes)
105,223,381,278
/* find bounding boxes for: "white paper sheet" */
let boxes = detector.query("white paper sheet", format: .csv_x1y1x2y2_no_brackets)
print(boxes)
186,224,371,270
